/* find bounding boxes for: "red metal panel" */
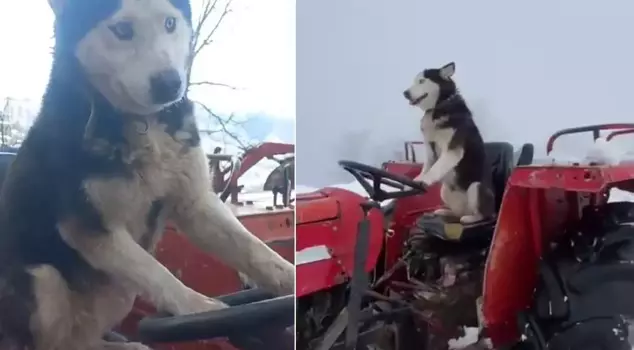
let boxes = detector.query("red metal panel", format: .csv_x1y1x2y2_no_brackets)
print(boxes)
296,197,340,224
296,188,384,297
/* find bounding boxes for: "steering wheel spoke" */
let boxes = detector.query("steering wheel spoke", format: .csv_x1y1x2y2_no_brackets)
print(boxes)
338,160,427,201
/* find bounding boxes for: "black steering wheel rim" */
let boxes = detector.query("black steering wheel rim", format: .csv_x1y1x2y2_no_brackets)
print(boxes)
338,160,427,201
137,289,293,349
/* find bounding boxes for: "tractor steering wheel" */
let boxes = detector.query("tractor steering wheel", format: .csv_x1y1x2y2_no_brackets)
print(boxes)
137,289,294,350
338,160,427,202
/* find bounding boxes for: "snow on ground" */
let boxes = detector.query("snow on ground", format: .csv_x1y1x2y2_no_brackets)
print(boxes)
239,159,280,193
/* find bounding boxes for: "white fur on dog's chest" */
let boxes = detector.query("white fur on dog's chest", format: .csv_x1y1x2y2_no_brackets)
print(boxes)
82,119,207,241
420,111,458,184
420,112,454,149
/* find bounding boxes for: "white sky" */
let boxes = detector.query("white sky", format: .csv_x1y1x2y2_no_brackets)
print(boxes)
296,0,634,187
0,0,295,120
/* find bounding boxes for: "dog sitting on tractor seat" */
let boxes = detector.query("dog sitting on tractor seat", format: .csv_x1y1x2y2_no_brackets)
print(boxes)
0,1,294,349
403,62,494,224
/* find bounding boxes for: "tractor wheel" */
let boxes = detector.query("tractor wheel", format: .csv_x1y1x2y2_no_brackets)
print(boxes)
516,202,634,350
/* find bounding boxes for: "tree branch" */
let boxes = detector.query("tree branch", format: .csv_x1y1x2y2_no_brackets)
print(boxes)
188,0,255,154
195,101,256,151
191,0,219,57
192,0,233,61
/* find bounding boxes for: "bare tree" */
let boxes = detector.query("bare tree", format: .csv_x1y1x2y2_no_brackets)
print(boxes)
188,0,256,152
0,98,8,146
0,97,26,149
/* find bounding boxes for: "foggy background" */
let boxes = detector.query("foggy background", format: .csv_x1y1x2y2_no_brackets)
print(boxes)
296,0,634,188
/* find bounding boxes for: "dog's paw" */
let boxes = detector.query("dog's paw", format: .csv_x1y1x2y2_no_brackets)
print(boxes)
412,175,431,188
120,343,153,350
97,341,153,350
173,291,227,315
459,214,484,225
433,208,455,217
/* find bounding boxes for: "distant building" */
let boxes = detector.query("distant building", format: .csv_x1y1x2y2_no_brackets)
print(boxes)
0,97,35,147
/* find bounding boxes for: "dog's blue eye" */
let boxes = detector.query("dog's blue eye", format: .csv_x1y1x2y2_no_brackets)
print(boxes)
165,17,177,33
109,21,134,41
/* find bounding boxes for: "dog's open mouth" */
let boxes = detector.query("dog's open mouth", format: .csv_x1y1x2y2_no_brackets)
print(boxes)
410,93,428,106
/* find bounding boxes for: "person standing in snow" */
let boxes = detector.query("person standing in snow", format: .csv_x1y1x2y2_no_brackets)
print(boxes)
210,147,231,193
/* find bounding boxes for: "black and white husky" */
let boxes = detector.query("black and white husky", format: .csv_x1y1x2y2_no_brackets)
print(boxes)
0,0,294,349
403,62,494,224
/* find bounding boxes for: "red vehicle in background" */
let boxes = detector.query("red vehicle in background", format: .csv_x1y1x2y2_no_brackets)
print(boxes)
296,124,634,350
0,141,296,350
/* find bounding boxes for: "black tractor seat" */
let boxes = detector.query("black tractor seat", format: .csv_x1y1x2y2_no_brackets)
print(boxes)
415,142,534,244
514,143,534,167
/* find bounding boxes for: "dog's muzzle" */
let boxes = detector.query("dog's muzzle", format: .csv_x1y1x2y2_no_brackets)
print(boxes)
404,90,428,106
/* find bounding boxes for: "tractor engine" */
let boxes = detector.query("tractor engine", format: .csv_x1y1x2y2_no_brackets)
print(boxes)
404,231,487,338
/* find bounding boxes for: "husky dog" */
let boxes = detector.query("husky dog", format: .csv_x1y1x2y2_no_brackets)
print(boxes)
0,0,294,349
403,62,494,224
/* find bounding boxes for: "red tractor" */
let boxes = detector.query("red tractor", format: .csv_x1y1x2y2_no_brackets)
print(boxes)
296,124,634,350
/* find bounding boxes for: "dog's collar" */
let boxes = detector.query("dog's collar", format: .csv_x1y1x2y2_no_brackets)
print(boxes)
83,93,150,139
82,92,152,161
426,93,460,112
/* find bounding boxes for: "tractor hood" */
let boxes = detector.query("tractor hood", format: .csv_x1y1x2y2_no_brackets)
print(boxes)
295,187,384,297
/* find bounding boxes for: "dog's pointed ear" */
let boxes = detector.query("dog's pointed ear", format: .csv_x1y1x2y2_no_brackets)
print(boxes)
47,0,65,16
439,62,456,80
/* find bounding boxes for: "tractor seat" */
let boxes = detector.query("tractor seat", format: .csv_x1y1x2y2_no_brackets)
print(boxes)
415,142,533,245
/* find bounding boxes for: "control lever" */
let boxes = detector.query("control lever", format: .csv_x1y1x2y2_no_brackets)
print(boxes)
344,200,380,349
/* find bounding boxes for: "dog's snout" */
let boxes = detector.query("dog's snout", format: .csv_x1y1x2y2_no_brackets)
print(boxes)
150,69,182,104
403,90,411,100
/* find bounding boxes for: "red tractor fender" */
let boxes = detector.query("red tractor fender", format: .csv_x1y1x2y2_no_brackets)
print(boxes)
483,164,634,347
295,188,385,297
484,124,634,347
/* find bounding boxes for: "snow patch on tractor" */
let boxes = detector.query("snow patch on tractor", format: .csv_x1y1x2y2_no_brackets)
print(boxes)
447,327,480,349
538,136,634,166
609,188,634,203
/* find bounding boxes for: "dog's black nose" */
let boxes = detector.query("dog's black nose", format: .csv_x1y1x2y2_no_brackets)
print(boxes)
150,69,182,104
403,90,411,100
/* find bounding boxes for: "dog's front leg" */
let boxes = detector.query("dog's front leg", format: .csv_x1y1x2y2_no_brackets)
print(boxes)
89,340,153,350
58,222,226,315
416,146,464,186
415,142,437,181
172,192,294,296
